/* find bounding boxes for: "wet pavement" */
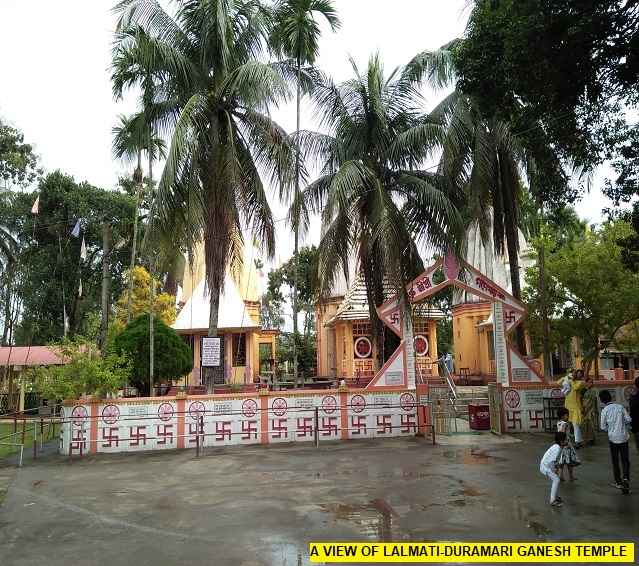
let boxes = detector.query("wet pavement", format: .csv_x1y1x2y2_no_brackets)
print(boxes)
0,427,637,566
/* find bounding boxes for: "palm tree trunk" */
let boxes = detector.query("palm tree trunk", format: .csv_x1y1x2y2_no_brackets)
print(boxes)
538,245,553,379
147,120,155,397
505,213,527,355
292,59,301,390
205,283,225,391
126,167,142,324
100,218,110,348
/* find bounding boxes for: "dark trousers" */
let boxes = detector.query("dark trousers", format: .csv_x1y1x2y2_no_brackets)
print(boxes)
609,440,630,483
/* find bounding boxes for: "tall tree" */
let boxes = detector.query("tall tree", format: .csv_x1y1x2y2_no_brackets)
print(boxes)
524,219,639,378
111,0,297,390
111,112,166,323
416,42,569,355
269,0,340,388
14,172,135,345
453,0,638,170
0,118,41,346
304,54,463,370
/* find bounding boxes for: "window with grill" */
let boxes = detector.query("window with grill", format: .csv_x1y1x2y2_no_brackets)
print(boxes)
352,323,371,336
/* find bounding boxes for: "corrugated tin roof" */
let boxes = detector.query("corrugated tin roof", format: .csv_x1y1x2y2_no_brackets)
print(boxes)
0,346,64,366
173,274,261,332
325,271,446,326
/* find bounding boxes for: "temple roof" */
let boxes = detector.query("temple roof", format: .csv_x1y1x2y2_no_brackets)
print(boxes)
173,275,260,332
325,271,445,326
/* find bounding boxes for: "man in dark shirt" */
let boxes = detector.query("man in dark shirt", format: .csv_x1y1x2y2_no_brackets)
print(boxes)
629,376,639,456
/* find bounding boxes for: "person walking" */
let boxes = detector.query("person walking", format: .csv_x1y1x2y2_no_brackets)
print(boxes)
599,389,632,494
540,431,568,507
556,407,580,481
629,376,639,455
579,377,598,444
558,370,585,447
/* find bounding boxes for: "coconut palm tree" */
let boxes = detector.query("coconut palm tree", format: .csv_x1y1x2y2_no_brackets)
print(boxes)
303,54,464,370
414,41,569,356
111,0,297,389
111,112,167,324
268,0,340,387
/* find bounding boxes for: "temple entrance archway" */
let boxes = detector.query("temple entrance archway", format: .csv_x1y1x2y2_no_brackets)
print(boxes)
363,249,544,391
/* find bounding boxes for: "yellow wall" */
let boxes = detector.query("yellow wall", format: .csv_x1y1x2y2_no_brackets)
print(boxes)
452,302,493,375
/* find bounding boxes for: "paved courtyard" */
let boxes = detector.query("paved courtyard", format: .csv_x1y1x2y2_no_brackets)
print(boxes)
0,427,637,565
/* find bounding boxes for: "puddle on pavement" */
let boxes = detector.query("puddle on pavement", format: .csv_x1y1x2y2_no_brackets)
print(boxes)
320,499,414,541
440,448,505,464
309,468,429,480
261,537,304,566
528,521,550,537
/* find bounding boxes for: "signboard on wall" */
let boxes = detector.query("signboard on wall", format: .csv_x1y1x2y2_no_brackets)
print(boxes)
512,368,530,382
202,336,222,367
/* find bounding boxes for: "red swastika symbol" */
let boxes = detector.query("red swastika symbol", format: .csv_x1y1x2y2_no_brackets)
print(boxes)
241,420,258,439
350,415,367,435
376,414,393,435
320,416,338,437
101,427,120,447
129,426,147,446
296,417,314,437
400,414,417,433
215,421,232,441
271,418,288,439
156,424,174,444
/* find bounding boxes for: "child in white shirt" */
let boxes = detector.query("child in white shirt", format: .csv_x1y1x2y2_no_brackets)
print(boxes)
540,431,568,506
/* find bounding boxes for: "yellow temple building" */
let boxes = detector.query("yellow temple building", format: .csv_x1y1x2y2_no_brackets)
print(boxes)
172,243,277,386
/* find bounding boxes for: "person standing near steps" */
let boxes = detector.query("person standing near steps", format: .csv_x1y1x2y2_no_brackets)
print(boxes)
599,389,631,494
558,370,585,447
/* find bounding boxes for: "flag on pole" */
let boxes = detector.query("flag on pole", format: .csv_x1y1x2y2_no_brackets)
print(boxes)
80,236,87,261
31,195,39,214
71,219,81,238
78,279,83,297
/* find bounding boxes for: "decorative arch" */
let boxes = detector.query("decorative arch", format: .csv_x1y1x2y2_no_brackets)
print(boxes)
365,249,544,390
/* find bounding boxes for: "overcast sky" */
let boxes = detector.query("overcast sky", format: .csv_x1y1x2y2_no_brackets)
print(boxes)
0,0,614,265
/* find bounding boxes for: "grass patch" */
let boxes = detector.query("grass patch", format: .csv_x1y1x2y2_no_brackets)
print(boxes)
0,421,58,460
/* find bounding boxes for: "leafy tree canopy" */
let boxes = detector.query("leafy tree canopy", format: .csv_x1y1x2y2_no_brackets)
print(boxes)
524,219,639,376
0,118,41,187
454,0,638,170
29,336,132,401
114,314,193,395
109,265,177,338
12,171,135,344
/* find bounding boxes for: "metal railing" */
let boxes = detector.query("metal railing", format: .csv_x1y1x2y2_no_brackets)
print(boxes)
61,401,435,461
0,405,62,466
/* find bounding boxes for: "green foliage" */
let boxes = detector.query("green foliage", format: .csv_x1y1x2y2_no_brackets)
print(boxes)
454,0,637,170
262,246,317,333
11,171,135,344
276,332,316,373
0,118,41,187
30,337,132,401
524,220,639,374
114,314,193,396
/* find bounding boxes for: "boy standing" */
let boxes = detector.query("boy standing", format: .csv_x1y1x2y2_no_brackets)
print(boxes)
599,389,632,494
540,431,568,507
